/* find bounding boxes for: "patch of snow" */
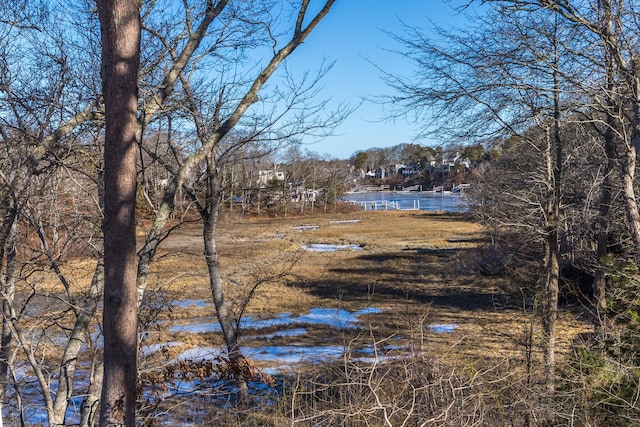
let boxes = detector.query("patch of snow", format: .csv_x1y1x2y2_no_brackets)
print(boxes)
257,328,308,339
293,307,376,328
246,345,344,365
294,307,352,327
294,225,319,231
352,307,383,317
168,307,382,335
351,354,405,364
301,243,362,252
172,299,210,308
428,324,458,333
242,313,297,329
176,344,344,367
170,322,221,334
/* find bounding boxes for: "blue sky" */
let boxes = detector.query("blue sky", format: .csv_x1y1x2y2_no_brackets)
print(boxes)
283,1,481,160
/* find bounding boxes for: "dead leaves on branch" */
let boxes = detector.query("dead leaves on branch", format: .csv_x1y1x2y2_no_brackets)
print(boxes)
138,354,274,404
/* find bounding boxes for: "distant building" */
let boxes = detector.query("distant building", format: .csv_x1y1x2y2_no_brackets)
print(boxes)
399,164,418,177
387,163,405,175
257,170,285,188
374,166,386,180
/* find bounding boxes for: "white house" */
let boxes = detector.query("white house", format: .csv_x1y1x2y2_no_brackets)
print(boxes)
257,170,285,188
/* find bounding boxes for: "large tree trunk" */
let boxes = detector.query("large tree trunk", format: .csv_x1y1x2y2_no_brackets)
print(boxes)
96,0,141,424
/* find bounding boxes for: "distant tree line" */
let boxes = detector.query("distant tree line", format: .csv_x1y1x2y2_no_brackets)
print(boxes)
347,142,496,190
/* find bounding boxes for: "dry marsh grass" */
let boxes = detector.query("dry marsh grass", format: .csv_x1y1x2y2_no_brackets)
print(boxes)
144,210,591,366
28,209,595,425
34,209,591,374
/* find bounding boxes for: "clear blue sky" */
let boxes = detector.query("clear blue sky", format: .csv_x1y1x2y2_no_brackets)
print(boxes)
285,0,481,160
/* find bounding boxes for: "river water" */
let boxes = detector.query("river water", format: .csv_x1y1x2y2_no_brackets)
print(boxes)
344,191,468,212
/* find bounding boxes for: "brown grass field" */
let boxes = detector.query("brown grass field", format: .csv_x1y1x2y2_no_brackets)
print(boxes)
140,209,593,370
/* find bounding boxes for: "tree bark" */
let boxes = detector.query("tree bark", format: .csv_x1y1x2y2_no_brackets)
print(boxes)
52,258,104,426
541,229,559,391
593,130,615,328
540,123,561,393
0,214,17,427
96,0,141,424
202,154,249,401
541,41,562,392
625,71,640,264
621,143,640,261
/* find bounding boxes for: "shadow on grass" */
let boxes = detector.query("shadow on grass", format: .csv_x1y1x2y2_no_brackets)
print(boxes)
287,246,497,312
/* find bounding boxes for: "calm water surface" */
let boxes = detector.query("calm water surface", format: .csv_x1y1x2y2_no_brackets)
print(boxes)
344,191,467,212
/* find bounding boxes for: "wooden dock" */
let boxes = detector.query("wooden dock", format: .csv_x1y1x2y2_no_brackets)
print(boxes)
351,200,400,211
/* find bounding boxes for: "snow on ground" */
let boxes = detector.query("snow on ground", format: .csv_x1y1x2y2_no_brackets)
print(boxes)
301,243,362,252
16,307,459,425
167,307,385,372
168,307,383,334
257,328,308,339
428,324,458,333
293,225,320,231
171,299,211,308
160,308,456,374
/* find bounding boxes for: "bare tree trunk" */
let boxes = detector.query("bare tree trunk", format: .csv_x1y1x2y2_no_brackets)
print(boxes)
96,0,141,424
621,142,640,262
202,155,249,401
541,229,560,391
0,214,17,427
540,124,561,393
626,71,640,263
80,361,104,427
136,184,177,306
52,258,104,426
541,48,563,392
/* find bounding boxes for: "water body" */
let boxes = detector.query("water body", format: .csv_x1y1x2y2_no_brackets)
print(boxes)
344,191,468,212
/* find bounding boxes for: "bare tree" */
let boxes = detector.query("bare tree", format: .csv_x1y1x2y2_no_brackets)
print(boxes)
140,0,342,400
0,3,108,425
487,0,640,309
383,3,600,391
